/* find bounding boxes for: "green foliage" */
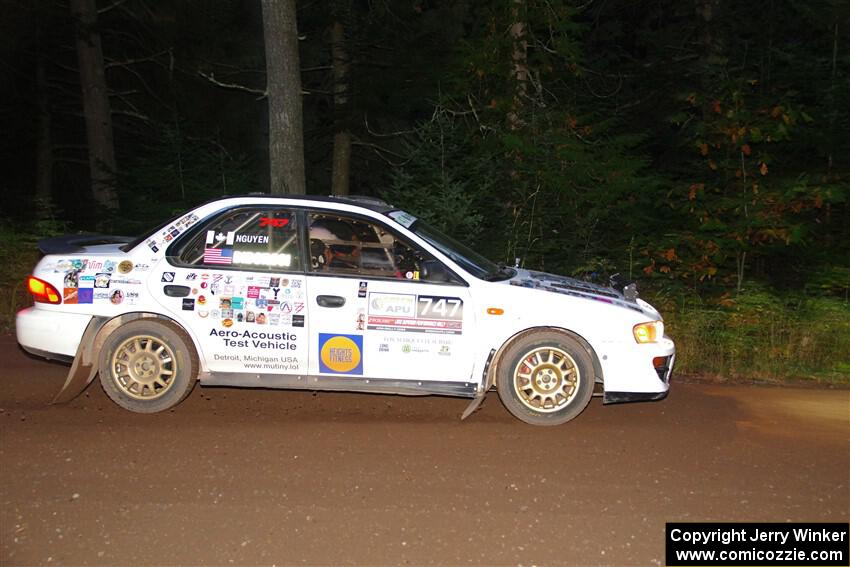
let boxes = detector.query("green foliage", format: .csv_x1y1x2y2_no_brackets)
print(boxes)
118,126,260,235
0,223,45,333
0,200,67,332
806,266,850,299
610,0,850,292
381,112,493,247
656,286,850,383
384,2,667,276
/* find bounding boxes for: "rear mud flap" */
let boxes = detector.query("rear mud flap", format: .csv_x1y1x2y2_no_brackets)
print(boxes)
52,316,108,404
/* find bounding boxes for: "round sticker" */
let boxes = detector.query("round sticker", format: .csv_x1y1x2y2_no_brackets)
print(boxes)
198,295,206,305
320,336,362,373
405,271,414,280
118,260,133,274
110,290,124,305
222,318,233,328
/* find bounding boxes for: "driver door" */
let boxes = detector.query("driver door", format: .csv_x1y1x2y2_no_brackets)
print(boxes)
303,210,476,384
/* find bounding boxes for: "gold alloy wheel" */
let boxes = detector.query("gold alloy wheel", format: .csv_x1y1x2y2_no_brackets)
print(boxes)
110,335,176,400
513,346,581,413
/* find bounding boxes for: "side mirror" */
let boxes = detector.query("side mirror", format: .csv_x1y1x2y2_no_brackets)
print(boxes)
421,259,451,283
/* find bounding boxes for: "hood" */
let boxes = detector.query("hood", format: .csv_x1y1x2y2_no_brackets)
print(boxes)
508,269,645,314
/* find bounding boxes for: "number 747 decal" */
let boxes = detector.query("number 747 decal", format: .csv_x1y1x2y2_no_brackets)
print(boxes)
259,217,290,228
417,296,463,320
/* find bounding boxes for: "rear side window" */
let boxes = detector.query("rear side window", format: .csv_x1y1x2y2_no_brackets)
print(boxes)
174,208,302,272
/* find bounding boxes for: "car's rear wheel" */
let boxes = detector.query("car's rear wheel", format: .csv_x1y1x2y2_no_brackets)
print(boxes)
496,330,595,426
98,319,198,413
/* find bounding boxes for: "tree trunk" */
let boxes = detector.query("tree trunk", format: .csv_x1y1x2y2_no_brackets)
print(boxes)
35,51,52,205
71,0,119,211
507,0,528,131
262,0,306,195
331,19,351,196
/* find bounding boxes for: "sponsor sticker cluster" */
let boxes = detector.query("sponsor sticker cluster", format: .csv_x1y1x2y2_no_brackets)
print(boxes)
185,271,307,373
145,212,200,254
172,272,306,330
52,258,141,306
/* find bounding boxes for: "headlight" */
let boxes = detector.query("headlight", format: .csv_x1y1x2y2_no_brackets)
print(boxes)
633,320,664,343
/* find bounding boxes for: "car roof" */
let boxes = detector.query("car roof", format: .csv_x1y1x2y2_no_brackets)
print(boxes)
217,193,396,214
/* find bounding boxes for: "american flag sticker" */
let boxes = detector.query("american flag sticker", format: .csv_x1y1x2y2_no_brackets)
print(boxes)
204,247,233,265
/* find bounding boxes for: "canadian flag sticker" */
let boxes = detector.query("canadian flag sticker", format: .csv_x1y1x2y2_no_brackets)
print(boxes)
206,230,235,245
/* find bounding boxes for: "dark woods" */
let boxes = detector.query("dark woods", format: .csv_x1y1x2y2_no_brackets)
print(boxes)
1,0,848,378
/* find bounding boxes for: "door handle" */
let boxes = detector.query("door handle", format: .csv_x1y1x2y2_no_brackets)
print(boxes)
164,285,191,297
316,295,346,308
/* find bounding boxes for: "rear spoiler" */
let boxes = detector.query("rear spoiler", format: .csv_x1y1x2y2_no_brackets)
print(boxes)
37,233,134,255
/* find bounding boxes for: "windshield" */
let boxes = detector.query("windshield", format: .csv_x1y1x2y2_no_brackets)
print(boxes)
387,211,514,281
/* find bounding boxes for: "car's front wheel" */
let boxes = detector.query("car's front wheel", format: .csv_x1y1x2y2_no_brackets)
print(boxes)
496,330,595,426
98,319,198,413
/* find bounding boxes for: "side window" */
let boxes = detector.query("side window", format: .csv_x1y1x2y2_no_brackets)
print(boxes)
176,208,302,272
307,212,458,283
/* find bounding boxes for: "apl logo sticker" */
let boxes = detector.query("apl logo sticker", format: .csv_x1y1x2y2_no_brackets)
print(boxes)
318,334,363,375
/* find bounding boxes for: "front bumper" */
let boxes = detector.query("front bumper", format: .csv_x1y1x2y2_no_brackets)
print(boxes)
598,335,675,404
16,307,92,359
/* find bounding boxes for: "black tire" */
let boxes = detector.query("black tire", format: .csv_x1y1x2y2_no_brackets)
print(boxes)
496,330,595,426
98,319,198,413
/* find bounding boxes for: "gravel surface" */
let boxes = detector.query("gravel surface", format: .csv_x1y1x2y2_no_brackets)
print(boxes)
1,335,848,566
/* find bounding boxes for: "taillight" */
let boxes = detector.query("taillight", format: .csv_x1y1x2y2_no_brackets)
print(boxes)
27,276,62,304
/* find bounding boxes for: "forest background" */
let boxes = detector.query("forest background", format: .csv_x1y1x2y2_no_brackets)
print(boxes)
1,0,848,382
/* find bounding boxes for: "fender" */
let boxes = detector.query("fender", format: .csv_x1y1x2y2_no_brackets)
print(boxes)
52,312,192,403
489,326,604,386
459,326,604,421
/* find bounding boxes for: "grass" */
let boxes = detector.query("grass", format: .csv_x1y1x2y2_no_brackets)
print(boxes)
0,225,40,334
654,287,850,384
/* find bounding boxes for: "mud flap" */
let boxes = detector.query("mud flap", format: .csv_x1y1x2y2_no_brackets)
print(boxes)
460,348,496,421
52,316,108,404
460,388,486,420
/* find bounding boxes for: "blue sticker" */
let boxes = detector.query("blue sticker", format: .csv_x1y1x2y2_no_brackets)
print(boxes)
318,334,363,375
77,288,94,304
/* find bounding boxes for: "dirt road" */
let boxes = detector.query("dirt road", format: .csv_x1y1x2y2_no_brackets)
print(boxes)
1,335,848,566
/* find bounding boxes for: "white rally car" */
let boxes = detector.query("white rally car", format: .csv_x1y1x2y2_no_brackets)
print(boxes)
16,195,674,425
